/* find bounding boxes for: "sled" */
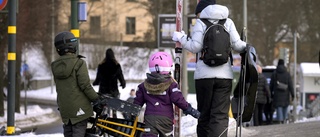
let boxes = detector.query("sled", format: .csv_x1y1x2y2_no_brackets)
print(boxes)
86,95,149,137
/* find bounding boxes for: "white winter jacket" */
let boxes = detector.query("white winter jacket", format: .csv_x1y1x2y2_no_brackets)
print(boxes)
180,4,246,80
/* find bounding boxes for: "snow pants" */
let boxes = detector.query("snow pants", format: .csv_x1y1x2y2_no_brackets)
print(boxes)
142,115,173,137
195,78,232,137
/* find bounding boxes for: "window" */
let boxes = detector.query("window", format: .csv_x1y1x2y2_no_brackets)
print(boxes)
126,17,136,35
90,16,101,35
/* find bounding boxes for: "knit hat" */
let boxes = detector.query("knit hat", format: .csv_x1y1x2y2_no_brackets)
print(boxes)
195,0,216,15
278,59,285,66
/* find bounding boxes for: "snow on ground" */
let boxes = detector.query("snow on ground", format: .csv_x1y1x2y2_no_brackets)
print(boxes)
2,84,320,136
0,84,250,137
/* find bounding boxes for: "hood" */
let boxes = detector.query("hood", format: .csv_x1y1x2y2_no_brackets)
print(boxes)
200,4,229,19
276,65,287,73
144,73,173,94
51,55,78,79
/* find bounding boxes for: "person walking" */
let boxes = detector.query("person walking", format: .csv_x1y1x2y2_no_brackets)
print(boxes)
51,31,101,137
20,61,32,90
134,51,200,137
253,65,271,126
172,3,247,137
269,59,294,124
93,48,126,118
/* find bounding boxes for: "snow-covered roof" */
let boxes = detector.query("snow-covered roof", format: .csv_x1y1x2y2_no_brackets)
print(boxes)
300,62,320,76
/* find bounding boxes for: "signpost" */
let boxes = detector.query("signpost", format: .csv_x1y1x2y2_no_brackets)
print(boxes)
0,0,8,10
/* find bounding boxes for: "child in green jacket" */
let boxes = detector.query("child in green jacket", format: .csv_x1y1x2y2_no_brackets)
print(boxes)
51,31,100,137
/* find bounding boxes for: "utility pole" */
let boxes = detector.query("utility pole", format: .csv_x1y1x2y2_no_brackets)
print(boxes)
51,0,55,94
243,0,247,41
7,0,17,134
293,31,298,122
71,0,79,54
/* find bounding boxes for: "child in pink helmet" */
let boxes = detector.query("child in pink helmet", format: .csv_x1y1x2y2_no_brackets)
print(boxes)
134,51,200,137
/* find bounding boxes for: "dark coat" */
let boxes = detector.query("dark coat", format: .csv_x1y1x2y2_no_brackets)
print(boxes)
51,54,99,124
269,65,294,107
134,73,189,123
256,73,271,104
93,60,126,97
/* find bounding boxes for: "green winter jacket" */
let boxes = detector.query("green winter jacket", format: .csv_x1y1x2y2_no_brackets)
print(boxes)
51,54,99,125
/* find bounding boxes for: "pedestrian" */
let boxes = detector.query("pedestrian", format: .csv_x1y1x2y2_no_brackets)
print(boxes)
134,51,200,137
51,31,101,137
253,65,271,126
93,48,126,118
269,59,294,124
20,61,32,90
122,89,136,120
172,2,247,137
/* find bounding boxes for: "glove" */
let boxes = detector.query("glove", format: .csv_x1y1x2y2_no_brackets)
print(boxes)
183,103,200,119
121,83,126,89
92,96,106,114
172,31,186,42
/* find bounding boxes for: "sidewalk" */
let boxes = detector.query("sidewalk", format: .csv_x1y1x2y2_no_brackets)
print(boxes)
0,100,61,134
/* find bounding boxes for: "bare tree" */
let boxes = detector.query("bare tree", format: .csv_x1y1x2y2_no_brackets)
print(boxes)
0,14,8,116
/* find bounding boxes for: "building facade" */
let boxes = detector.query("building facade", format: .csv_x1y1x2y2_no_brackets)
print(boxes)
55,0,155,46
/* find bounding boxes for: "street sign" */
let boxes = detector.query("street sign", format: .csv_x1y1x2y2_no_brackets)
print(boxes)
0,0,8,11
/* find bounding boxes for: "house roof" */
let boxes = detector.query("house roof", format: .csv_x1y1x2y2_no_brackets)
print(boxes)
300,62,320,76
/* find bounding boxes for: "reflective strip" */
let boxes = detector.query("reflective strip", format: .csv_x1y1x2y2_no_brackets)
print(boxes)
7,126,15,134
70,29,80,38
8,26,16,34
172,87,180,92
149,67,172,73
8,53,16,60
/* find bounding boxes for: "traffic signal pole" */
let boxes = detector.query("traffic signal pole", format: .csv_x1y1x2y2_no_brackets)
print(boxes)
7,0,17,134
71,0,79,54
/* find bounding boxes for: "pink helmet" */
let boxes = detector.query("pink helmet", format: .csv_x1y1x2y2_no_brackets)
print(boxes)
149,52,173,74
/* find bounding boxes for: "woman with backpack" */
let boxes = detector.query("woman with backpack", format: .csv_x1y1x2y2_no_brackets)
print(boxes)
172,3,247,137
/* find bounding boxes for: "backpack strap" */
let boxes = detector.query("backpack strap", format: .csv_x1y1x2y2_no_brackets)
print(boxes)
217,19,233,65
218,19,227,25
200,19,213,30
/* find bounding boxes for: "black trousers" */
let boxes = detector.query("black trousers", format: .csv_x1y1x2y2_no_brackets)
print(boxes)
264,102,274,124
195,78,232,137
253,103,265,126
63,119,88,137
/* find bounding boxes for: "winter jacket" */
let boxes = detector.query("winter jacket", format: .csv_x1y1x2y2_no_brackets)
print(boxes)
92,60,126,97
269,65,294,107
134,73,189,123
51,54,99,125
256,73,271,104
179,4,246,80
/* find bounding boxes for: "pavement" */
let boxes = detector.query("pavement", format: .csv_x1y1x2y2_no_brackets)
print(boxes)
0,97,61,135
243,121,320,137
3,97,320,137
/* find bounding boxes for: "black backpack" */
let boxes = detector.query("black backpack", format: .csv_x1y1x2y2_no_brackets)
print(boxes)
199,19,232,66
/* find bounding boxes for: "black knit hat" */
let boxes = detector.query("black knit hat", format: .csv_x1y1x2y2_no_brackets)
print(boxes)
278,59,285,66
195,0,216,15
